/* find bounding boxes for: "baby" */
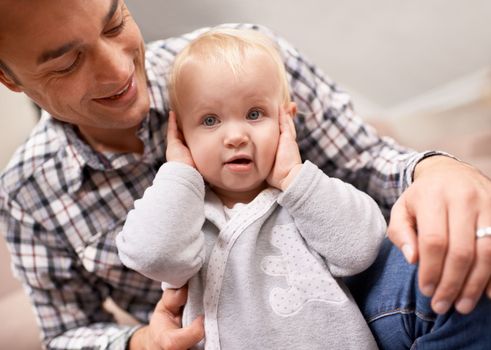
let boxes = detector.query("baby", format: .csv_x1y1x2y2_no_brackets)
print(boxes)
117,28,386,349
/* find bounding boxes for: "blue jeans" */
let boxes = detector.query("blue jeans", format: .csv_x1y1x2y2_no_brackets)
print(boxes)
344,239,491,349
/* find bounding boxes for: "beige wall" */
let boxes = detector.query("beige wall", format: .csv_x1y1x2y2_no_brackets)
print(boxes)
0,87,42,350
0,86,37,297
0,85,37,169
126,0,491,109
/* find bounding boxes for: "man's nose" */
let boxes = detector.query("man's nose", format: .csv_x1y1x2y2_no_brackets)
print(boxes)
92,41,131,84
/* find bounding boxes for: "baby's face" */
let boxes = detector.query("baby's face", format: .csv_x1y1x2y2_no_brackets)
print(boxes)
176,50,284,204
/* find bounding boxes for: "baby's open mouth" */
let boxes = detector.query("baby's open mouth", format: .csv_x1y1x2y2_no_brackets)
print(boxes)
227,158,252,165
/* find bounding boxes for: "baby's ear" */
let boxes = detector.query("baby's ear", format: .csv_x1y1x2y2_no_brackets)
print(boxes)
287,102,297,118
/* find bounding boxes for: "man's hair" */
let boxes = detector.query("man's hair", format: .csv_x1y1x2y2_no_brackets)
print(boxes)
168,28,291,114
0,58,21,86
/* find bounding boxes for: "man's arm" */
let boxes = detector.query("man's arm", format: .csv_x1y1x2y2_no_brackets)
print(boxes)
0,198,139,349
388,155,491,314
1,181,205,350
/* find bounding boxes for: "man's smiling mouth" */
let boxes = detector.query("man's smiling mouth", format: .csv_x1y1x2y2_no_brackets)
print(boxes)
93,74,137,106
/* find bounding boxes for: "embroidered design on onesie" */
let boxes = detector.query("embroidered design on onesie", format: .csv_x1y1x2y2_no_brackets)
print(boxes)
261,223,347,316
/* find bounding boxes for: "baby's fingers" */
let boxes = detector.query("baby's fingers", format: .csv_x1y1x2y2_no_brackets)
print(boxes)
167,111,182,142
278,105,297,140
165,111,195,166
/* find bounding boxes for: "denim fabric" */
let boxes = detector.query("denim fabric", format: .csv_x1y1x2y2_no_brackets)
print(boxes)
345,239,491,349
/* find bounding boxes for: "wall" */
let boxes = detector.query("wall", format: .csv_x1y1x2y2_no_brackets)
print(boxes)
0,86,37,298
126,0,491,110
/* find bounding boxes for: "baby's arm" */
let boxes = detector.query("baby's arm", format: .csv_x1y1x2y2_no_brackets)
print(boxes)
116,162,206,287
278,161,387,277
117,112,205,287
270,108,385,276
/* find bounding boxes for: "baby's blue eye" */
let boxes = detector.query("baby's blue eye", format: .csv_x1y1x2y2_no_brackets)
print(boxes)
247,110,262,120
203,116,218,126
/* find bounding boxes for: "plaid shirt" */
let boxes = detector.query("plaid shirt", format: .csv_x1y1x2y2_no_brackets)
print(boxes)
0,24,433,349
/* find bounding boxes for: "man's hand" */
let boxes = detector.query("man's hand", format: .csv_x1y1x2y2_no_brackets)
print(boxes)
388,155,491,315
128,287,204,350
267,104,302,191
166,111,195,167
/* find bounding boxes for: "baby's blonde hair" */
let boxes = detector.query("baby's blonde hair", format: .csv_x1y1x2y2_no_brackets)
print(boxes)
168,28,291,114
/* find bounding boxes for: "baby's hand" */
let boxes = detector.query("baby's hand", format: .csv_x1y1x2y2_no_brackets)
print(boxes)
166,111,195,167
267,105,302,191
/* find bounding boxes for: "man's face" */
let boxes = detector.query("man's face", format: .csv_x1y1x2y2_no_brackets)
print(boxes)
176,51,290,204
0,0,149,135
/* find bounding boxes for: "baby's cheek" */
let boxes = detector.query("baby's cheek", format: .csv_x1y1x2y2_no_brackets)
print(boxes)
263,147,277,174
192,149,218,178
270,132,280,157
191,150,207,169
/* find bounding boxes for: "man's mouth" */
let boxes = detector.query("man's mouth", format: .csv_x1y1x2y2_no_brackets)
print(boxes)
93,74,138,107
96,75,134,101
106,83,131,100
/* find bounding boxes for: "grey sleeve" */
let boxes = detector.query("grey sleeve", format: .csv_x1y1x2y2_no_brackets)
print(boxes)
278,161,387,277
116,161,206,288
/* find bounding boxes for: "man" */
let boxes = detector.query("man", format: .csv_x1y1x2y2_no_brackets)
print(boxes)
0,0,489,349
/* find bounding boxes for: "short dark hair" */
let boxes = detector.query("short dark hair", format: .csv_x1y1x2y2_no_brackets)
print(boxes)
0,58,21,85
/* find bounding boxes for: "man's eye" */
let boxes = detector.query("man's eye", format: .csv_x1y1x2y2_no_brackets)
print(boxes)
247,109,263,120
202,116,219,126
105,17,126,36
54,53,81,75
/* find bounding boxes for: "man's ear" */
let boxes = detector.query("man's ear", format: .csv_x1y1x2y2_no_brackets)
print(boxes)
0,68,23,92
287,102,297,118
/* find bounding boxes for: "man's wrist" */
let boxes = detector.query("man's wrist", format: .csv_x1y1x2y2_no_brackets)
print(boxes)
413,154,463,180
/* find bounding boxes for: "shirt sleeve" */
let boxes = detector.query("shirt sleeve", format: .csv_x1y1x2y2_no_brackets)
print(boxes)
278,161,387,277
116,161,206,288
0,194,140,350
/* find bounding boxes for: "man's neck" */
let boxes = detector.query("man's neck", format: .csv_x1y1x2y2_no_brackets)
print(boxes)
77,124,144,154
